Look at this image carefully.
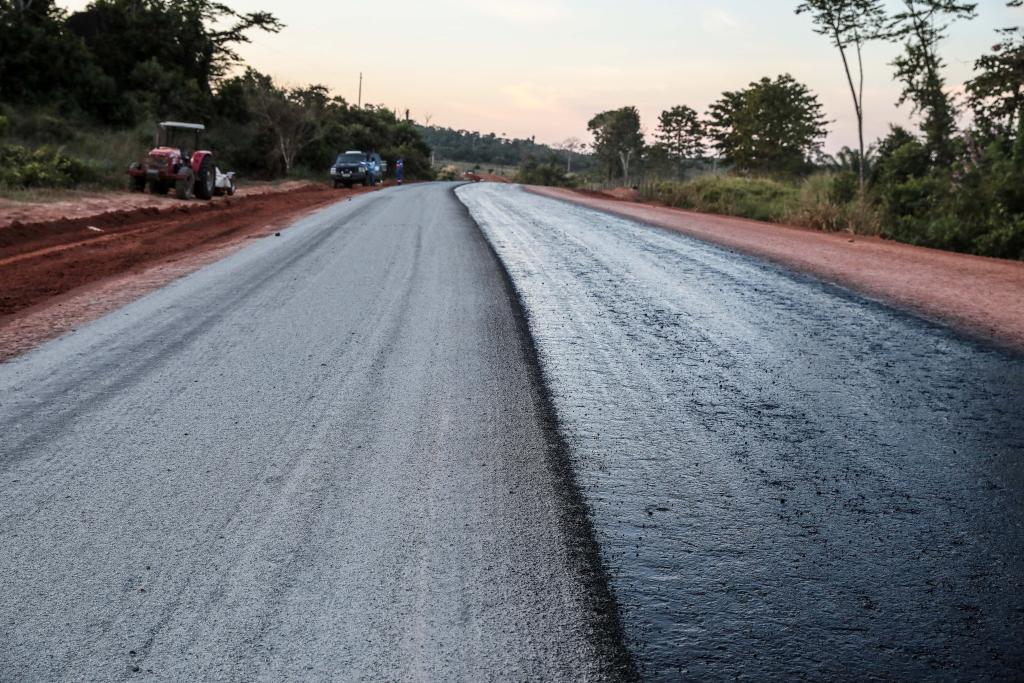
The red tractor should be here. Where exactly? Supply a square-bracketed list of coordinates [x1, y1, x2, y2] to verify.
[128, 121, 235, 200]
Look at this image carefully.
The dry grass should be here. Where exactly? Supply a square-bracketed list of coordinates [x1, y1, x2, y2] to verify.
[640, 173, 882, 235]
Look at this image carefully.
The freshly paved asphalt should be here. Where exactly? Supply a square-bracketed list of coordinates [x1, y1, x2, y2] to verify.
[0, 183, 630, 681]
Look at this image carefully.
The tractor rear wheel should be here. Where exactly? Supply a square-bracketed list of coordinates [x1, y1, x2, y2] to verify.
[175, 168, 195, 200]
[195, 156, 214, 200]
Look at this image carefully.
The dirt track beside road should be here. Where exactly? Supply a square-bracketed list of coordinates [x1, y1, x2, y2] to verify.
[530, 186, 1024, 352]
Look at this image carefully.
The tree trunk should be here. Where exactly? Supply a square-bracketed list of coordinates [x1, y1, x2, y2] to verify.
[619, 150, 632, 184]
[834, 22, 867, 193]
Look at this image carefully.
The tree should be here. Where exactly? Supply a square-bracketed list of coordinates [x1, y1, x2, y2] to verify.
[587, 106, 644, 182]
[60, 0, 281, 123]
[965, 1, 1024, 139]
[796, 0, 885, 190]
[556, 136, 585, 172]
[654, 105, 705, 161]
[0, 0, 119, 118]
[243, 71, 328, 174]
[885, 0, 977, 164]
[706, 74, 829, 175]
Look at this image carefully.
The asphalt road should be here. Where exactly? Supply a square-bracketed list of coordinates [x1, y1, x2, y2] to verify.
[459, 183, 1024, 680]
[0, 183, 630, 680]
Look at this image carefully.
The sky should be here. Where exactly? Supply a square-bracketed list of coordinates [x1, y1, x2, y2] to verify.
[60, 0, 1022, 152]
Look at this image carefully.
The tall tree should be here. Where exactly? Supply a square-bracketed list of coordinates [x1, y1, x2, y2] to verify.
[965, 0, 1024, 139]
[885, 0, 976, 164]
[587, 106, 644, 182]
[243, 70, 328, 174]
[796, 0, 885, 190]
[65, 0, 281, 121]
[655, 105, 706, 161]
[706, 74, 829, 175]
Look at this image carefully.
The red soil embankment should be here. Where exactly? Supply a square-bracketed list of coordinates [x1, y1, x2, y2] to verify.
[530, 186, 1024, 352]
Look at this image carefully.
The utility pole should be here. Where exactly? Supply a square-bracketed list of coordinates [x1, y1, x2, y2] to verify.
[357, 72, 363, 108]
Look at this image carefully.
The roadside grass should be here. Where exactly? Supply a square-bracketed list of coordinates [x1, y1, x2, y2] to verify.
[0, 111, 152, 200]
[639, 173, 882, 235]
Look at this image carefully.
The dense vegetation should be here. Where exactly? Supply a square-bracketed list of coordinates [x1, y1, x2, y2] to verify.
[0, 0, 433, 187]
[580, 0, 1024, 259]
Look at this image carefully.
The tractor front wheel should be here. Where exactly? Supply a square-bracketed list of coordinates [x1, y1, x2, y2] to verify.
[175, 168, 195, 200]
[149, 179, 168, 195]
[195, 156, 214, 200]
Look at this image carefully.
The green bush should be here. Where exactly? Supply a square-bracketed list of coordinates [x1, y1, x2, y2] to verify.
[829, 172, 859, 204]
[870, 126, 1024, 259]
[0, 144, 92, 188]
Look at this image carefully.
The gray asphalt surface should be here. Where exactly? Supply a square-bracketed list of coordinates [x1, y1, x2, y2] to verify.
[459, 183, 1024, 681]
[0, 183, 630, 681]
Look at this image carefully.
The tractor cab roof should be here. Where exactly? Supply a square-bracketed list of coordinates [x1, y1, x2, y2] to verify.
[159, 121, 205, 131]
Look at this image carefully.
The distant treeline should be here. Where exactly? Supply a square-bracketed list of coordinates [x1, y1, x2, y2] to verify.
[414, 125, 594, 171]
[0, 0, 433, 181]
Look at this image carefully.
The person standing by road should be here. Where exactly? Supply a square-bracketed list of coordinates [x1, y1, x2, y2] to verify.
[395, 158, 404, 185]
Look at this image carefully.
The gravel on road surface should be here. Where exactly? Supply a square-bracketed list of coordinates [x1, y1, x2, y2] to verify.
[459, 183, 1024, 680]
[530, 186, 1024, 352]
[0, 183, 630, 680]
